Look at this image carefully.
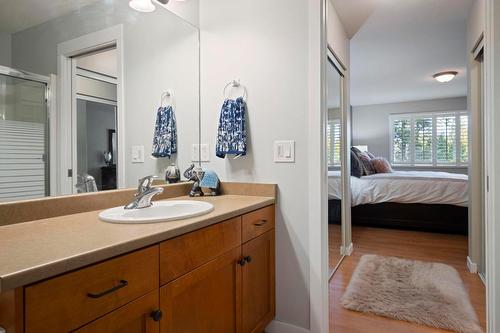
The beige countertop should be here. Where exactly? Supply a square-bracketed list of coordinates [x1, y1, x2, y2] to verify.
[0, 194, 275, 292]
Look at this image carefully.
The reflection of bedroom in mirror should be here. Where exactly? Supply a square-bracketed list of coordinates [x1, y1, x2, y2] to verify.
[326, 51, 345, 277]
[328, 1, 487, 332]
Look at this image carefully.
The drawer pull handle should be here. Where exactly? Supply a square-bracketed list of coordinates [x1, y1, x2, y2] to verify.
[87, 280, 128, 299]
[150, 309, 163, 322]
[244, 256, 252, 263]
[238, 258, 247, 266]
[254, 219, 268, 226]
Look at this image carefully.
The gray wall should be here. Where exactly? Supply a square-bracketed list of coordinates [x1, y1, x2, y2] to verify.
[352, 96, 468, 174]
[11, 0, 199, 188]
[85, 101, 116, 189]
[0, 32, 11, 67]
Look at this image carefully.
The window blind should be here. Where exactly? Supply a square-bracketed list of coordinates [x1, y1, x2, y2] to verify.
[390, 111, 468, 167]
[0, 120, 46, 202]
[327, 120, 341, 166]
[392, 118, 411, 164]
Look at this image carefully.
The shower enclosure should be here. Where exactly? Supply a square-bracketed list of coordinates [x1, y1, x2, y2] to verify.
[0, 65, 50, 202]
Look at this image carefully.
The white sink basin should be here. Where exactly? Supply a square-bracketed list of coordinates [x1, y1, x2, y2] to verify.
[99, 200, 214, 224]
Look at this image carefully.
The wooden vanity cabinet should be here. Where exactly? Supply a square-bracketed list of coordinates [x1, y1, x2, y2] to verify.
[0, 204, 275, 333]
[74, 291, 160, 333]
[159, 205, 276, 333]
[241, 230, 275, 333]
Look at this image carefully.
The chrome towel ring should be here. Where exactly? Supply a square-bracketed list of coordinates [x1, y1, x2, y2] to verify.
[223, 80, 247, 101]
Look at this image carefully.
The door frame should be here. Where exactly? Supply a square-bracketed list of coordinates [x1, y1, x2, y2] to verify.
[57, 25, 124, 195]
[484, 0, 497, 331]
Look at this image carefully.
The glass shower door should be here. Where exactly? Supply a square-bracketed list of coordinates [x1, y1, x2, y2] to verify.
[0, 72, 49, 202]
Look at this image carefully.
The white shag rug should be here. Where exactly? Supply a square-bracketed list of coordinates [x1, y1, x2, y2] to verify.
[341, 254, 483, 333]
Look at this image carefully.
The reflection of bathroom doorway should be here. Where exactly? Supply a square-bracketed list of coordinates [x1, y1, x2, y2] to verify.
[74, 48, 118, 192]
[57, 25, 123, 195]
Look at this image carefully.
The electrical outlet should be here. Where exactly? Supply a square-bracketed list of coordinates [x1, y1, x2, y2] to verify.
[192, 144, 210, 162]
[201, 144, 210, 162]
[191, 144, 200, 162]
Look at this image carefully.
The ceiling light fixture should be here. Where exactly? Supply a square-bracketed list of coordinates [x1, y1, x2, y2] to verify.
[433, 71, 458, 83]
[129, 0, 157, 12]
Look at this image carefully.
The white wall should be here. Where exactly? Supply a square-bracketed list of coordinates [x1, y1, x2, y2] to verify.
[0, 32, 11, 67]
[352, 96, 468, 174]
[466, 0, 485, 275]
[327, 0, 349, 67]
[161, 0, 199, 27]
[11, 0, 199, 188]
[199, 0, 310, 330]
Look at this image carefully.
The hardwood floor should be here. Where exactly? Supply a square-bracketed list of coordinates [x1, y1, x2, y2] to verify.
[329, 227, 486, 333]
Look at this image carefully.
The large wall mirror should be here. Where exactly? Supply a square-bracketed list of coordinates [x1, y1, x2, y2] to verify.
[327, 51, 345, 275]
[0, 0, 200, 202]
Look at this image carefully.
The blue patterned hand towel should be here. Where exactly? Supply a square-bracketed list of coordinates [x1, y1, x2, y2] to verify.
[152, 105, 177, 158]
[216, 97, 247, 159]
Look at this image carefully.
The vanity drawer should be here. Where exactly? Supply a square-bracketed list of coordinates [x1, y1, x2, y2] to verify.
[25, 246, 159, 333]
[160, 217, 241, 285]
[242, 205, 275, 243]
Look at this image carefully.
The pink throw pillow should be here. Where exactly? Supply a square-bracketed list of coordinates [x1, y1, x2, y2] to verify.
[371, 157, 393, 173]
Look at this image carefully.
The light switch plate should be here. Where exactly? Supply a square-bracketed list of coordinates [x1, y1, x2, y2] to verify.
[131, 145, 145, 163]
[274, 140, 295, 163]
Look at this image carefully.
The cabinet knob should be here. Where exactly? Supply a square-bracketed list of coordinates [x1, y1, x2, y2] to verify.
[238, 258, 247, 266]
[244, 256, 252, 263]
[0, 326, 5, 333]
[150, 309, 163, 322]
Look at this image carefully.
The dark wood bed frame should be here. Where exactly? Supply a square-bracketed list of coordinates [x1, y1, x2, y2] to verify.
[328, 199, 468, 235]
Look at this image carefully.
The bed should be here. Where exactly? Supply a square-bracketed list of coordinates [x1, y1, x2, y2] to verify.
[328, 170, 469, 234]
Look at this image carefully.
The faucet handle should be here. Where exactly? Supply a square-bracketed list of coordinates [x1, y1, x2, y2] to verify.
[136, 175, 157, 195]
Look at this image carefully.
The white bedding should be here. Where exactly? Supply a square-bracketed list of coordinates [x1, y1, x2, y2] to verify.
[328, 170, 468, 207]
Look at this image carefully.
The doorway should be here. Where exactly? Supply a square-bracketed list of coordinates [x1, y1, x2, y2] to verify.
[73, 48, 118, 193]
[57, 25, 123, 195]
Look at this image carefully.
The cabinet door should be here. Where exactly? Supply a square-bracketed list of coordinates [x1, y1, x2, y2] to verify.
[75, 291, 160, 333]
[241, 230, 275, 333]
[160, 247, 242, 333]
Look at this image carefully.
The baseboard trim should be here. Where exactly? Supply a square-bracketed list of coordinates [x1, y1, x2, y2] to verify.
[341, 242, 354, 256]
[265, 320, 310, 333]
[467, 256, 478, 273]
[479, 272, 486, 285]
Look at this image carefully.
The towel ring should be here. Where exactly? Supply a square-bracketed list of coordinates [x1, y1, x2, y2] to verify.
[160, 90, 174, 107]
[223, 80, 247, 101]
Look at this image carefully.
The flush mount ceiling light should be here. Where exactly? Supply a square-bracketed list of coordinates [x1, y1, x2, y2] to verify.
[433, 71, 458, 83]
[129, 0, 156, 12]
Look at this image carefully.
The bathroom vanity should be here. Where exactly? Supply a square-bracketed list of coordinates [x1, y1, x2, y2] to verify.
[0, 183, 276, 333]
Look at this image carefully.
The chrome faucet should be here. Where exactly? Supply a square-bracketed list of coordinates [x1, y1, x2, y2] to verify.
[124, 175, 164, 210]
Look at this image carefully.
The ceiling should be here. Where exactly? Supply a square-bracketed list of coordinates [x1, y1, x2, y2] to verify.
[0, 0, 100, 34]
[332, 0, 474, 106]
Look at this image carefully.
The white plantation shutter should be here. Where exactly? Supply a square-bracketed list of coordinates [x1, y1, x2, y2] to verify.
[0, 120, 46, 202]
[391, 118, 411, 164]
[327, 120, 341, 166]
[436, 115, 456, 163]
[414, 117, 433, 163]
[459, 115, 469, 163]
[390, 111, 468, 166]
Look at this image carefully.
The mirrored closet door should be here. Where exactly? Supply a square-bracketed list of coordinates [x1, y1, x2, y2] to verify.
[327, 51, 345, 276]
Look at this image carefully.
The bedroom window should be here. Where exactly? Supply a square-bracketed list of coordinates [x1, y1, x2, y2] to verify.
[390, 111, 469, 167]
[327, 119, 341, 166]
